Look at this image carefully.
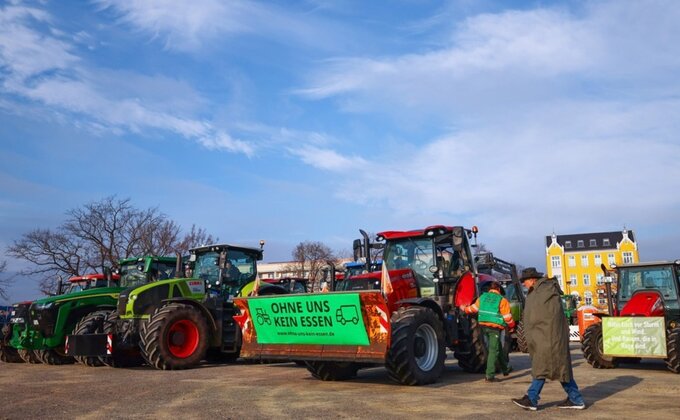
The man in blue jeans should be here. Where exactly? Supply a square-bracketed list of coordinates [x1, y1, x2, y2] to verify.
[512, 268, 586, 411]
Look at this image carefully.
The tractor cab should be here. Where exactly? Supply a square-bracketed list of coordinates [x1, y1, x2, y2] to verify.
[614, 261, 680, 319]
[378, 225, 478, 307]
[190, 244, 262, 298]
[118, 256, 180, 288]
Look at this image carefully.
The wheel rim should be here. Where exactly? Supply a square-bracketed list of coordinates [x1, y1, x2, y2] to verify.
[167, 319, 200, 358]
[414, 323, 438, 371]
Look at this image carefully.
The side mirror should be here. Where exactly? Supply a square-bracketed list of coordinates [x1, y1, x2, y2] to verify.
[352, 239, 362, 261]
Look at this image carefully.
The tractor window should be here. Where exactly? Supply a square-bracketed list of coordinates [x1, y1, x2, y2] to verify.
[119, 263, 149, 288]
[384, 238, 435, 296]
[618, 266, 678, 303]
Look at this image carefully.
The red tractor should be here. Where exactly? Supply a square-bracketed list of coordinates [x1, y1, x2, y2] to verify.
[582, 261, 680, 372]
[235, 225, 496, 385]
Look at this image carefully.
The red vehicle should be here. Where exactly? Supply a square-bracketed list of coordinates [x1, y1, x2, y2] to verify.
[236, 225, 494, 385]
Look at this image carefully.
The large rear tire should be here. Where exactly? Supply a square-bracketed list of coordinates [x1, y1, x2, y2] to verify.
[0, 345, 23, 363]
[582, 323, 618, 369]
[306, 361, 360, 381]
[35, 348, 74, 365]
[71, 310, 113, 367]
[140, 303, 209, 370]
[455, 317, 487, 373]
[385, 306, 446, 385]
[665, 327, 680, 373]
[515, 321, 529, 353]
[18, 348, 41, 364]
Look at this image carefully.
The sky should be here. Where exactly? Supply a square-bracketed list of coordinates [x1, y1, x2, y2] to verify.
[1, 0, 680, 303]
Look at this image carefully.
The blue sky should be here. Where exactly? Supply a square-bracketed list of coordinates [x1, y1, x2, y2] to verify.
[2, 0, 680, 303]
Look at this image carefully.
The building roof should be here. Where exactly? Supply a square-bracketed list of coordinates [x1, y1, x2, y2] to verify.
[546, 230, 635, 251]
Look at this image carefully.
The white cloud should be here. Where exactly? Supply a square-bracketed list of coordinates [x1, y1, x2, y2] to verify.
[293, 1, 680, 266]
[0, 3, 253, 156]
[289, 145, 367, 172]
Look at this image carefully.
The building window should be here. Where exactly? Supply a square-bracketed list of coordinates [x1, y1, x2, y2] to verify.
[594, 254, 602, 265]
[555, 274, 563, 288]
[570, 274, 577, 287]
[623, 252, 634, 264]
[608, 253, 616, 265]
[596, 274, 604, 285]
[598, 297, 606, 305]
[565, 241, 572, 248]
[568, 255, 576, 267]
[589, 239, 597, 247]
[581, 255, 589, 267]
[603, 238, 610, 246]
[577, 240, 584, 248]
[585, 291, 593, 305]
[551, 256, 561, 268]
[583, 274, 591, 286]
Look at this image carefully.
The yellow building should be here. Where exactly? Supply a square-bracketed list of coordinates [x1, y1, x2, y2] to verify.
[545, 229, 639, 310]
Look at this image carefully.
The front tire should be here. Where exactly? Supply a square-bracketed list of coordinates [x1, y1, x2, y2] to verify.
[71, 310, 113, 367]
[582, 323, 618, 369]
[140, 303, 209, 370]
[306, 361, 360, 381]
[101, 311, 145, 368]
[0, 345, 23, 363]
[385, 306, 446, 385]
[18, 349, 41, 364]
[665, 327, 680, 373]
[35, 348, 74, 365]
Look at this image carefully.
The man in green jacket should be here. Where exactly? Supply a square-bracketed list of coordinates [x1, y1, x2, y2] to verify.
[511, 267, 586, 411]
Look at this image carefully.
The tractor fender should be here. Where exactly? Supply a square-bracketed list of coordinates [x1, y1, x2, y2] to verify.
[159, 298, 218, 333]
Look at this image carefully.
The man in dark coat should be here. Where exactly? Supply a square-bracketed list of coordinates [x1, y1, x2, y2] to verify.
[512, 268, 586, 411]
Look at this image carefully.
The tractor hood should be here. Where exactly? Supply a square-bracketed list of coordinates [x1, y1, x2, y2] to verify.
[33, 286, 124, 306]
[620, 290, 665, 317]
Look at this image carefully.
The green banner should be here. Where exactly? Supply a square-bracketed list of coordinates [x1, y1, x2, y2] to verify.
[603, 317, 667, 358]
[247, 293, 369, 345]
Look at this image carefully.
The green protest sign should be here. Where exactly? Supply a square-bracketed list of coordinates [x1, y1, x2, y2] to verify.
[247, 293, 370, 345]
[603, 317, 667, 358]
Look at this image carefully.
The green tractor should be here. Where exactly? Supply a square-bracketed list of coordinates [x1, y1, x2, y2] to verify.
[561, 294, 579, 326]
[67, 243, 276, 370]
[3, 256, 177, 366]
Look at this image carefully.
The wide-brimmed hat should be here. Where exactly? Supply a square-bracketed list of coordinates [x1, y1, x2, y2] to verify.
[519, 267, 544, 281]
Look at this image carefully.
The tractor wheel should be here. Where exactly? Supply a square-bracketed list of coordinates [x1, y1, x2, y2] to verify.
[455, 318, 487, 373]
[665, 327, 680, 373]
[71, 310, 113, 367]
[100, 310, 144, 368]
[140, 303, 209, 370]
[582, 323, 618, 369]
[0, 345, 23, 363]
[385, 306, 446, 385]
[305, 361, 360, 381]
[515, 321, 529, 353]
[35, 348, 74, 365]
[18, 349, 41, 364]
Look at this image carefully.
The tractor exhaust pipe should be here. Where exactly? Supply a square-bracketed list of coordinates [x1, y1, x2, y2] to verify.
[601, 263, 615, 315]
[360, 229, 371, 270]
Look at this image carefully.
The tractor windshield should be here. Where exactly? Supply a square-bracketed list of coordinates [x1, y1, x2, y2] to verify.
[383, 237, 435, 296]
[194, 249, 258, 296]
[337, 277, 381, 291]
[618, 265, 679, 304]
[119, 260, 177, 288]
[119, 263, 148, 288]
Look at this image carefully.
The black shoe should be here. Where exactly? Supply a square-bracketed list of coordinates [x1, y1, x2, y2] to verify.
[558, 398, 586, 410]
[512, 395, 537, 411]
[485, 377, 497, 383]
[503, 366, 513, 376]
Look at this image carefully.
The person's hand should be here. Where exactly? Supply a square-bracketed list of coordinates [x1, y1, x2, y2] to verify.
[459, 305, 467, 312]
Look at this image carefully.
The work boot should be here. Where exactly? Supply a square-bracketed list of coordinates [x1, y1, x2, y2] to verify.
[557, 398, 586, 410]
[485, 377, 497, 383]
[512, 395, 537, 411]
[503, 366, 513, 376]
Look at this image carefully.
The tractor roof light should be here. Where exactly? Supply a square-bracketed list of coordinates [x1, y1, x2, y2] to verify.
[376, 235, 385, 242]
[610, 263, 617, 269]
[674, 259, 680, 266]
[472, 226, 479, 234]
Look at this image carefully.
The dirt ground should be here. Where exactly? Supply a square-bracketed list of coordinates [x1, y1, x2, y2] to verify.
[1, 344, 678, 419]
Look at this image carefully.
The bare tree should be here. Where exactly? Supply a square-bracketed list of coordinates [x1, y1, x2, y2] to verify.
[289, 241, 335, 291]
[175, 224, 217, 255]
[8, 196, 215, 294]
[0, 260, 13, 300]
